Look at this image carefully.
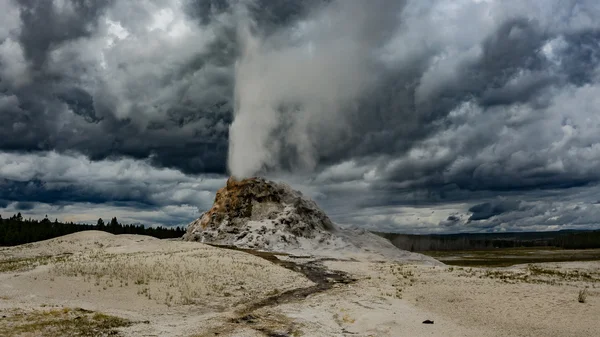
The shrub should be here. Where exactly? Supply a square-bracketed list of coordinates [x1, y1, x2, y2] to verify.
[578, 288, 588, 303]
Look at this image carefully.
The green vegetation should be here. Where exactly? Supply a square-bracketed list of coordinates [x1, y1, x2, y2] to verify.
[0, 212, 185, 246]
[0, 308, 131, 337]
[423, 247, 600, 267]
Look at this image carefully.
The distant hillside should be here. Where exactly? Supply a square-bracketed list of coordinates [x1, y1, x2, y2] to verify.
[0, 213, 185, 246]
[374, 230, 600, 251]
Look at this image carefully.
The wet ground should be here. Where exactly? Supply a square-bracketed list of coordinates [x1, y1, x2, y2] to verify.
[205, 245, 357, 336]
[211, 244, 356, 312]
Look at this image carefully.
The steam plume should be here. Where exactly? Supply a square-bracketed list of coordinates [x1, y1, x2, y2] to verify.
[228, 1, 402, 178]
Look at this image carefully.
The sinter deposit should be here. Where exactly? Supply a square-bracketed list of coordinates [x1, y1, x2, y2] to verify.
[184, 177, 437, 263]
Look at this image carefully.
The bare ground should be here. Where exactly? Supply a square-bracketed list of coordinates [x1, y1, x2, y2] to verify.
[1, 231, 599, 337]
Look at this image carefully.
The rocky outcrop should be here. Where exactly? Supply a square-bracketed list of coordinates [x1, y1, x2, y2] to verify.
[183, 177, 343, 251]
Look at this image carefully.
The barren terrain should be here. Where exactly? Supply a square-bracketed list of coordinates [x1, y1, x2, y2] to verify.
[1, 231, 598, 336]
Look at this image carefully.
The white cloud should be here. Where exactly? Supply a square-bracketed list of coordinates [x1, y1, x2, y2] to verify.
[0, 201, 199, 227]
[0, 151, 225, 223]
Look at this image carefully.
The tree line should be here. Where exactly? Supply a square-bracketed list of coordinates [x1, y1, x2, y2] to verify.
[375, 229, 600, 252]
[0, 213, 186, 246]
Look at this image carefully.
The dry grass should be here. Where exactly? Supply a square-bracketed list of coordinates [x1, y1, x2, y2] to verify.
[369, 263, 418, 298]
[51, 248, 311, 307]
[0, 256, 59, 273]
[193, 311, 304, 337]
[578, 288, 589, 303]
[1, 235, 317, 337]
[440, 264, 600, 286]
[0, 308, 130, 337]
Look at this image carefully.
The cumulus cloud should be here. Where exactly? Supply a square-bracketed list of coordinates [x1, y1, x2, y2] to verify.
[0, 0, 234, 174]
[227, 0, 600, 233]
[1, 201, 201, 227]
[0, 151, 224, 225]
[230, 0, 600, 188]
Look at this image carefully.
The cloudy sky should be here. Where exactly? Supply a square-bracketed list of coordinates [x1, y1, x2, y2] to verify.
[1, 0, 600, 233]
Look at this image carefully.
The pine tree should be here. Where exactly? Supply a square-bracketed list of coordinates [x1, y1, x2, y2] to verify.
[0, 213, 185, 246]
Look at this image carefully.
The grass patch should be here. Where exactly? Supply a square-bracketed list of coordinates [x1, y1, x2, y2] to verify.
[194, 311, 304, 337]
[0, 256, 57, 273]
[450, 264, 600, 285]
[528, 265, 595, 280]
[0, 308, 131, 337]
[51, 248, 312, 307]
[423, 248, 600, 267]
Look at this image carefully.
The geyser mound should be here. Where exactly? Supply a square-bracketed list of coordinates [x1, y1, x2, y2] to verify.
[183, 177, 345, 252]
[183, 177, 441, 264]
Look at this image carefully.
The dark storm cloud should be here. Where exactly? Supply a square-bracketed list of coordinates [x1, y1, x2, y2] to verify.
[9, 0, 593, 185]
[186, 0, 325, 30]
[0, 0, 237, 174]
[228, 1, 600, 202]
[16, 0, 113, 69]
[468, 200, 521, 221]
[441, 215, 461, 227]
[254, 0, 600, 233]
[246, 0, 330, 34]
[57, 87, 102, 123]
[0, 151, 224, 207]
[1, 0, 600, 232]
[0, 199, 9, 209]
[341, 22, 599, 193]
[184, 0, 231, 26]
[0, 179, 154, 207]
[14, 201, 35, 211]
[559, 30, 600, 85]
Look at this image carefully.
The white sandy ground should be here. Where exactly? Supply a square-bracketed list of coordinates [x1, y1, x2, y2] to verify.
[0, 231, 598, 336]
